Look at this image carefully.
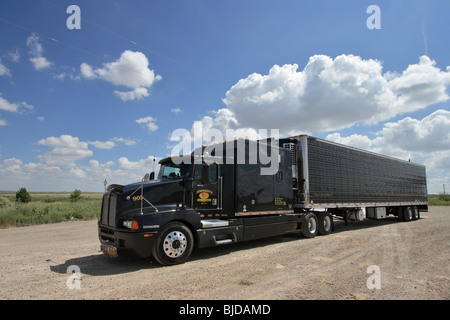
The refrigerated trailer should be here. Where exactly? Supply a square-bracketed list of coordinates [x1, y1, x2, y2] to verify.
[98, 135, 428, 265]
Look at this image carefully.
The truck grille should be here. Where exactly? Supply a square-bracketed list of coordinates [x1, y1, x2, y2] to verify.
[100, 192, 118, 228]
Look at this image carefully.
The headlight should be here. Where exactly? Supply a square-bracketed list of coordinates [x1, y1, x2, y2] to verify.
[123, 220, 133, 229]
[122, 220, 139, 230]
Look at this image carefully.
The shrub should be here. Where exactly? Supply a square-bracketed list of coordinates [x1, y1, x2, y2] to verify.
[16, 188, 31, 203]
[0, 197, 11, 208]
[70, 189, 82, 202]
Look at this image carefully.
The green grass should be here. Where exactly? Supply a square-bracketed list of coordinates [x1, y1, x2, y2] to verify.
[0, 191, 447, 228]
[0, 192, 102, 228]
[428, 194, 450, 206]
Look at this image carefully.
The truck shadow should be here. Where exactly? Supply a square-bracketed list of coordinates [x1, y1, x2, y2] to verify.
[49, 252, 157, 276]
[50, 217, 418, 276]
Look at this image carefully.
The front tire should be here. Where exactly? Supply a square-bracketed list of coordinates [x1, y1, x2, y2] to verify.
[153, 222, 194, 266]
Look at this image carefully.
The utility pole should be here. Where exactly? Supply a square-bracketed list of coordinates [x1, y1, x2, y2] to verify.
[444, 184, 446, 195]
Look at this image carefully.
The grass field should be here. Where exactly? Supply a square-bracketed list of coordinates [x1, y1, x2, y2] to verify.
[0, 191, 448, 228]
[0, 191, 103, 228]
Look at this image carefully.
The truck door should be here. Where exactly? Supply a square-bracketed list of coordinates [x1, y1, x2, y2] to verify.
[192, 163, 220, 215]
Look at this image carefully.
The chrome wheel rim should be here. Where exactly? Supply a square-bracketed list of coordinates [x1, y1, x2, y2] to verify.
[163, 231, 187, 258]
[323, 216, 332, 231]
[308, 218, 317, 234]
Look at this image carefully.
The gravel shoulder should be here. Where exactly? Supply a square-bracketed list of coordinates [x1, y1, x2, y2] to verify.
[0, 206, 448, 300]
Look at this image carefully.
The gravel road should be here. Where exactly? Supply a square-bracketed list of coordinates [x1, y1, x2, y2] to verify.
[0, 206, 448, 300]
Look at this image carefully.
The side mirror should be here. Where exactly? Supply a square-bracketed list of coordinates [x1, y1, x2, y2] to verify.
[149, 172, 155, 180]
[143, 173, 150, 182]
[201, 165, 210, 185]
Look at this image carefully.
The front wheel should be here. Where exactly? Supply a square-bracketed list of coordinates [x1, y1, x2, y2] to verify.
[153, 222, 194, 266]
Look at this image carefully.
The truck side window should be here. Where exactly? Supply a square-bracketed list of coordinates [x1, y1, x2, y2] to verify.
[194, 163, 217, 184]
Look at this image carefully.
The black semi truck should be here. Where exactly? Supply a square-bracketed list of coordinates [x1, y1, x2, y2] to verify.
[98, 135, 428, 265]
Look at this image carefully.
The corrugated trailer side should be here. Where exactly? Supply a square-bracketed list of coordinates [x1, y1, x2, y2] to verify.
[290, 135, 428, 210]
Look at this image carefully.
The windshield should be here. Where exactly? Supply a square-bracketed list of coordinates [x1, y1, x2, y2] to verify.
[157, 162, 192, 180]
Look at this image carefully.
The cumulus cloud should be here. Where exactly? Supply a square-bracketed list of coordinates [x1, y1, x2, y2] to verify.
[0, 94, 34, 113]
[205, 54, 450, 135]
[325, 132, 374, 150]
[88, 137, 137, 149]
[26, 34, 52, 70]
[88, 140, 116, 150]
[136, 116, 158, 132]
[0, 93, 35, 125]
[378, 109, 450, 153]
[37, 135, 93, 167]
[114, 87, 149, 101]
[0, 155, 161, 192]
[80, 50, 161, 101]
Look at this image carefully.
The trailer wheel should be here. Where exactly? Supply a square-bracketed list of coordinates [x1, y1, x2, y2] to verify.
[301, 213, 318, 238]
[153, 222, 194, 266]
[318, 212, 332, 235]
[403, 206, 413, 222]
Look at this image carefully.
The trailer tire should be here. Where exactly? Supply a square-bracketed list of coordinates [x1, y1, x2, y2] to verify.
[318, 212, 332, 235]
[153, 222, 194, 266]
[403, 206, 413, 222]
[301, 213, 318, 238]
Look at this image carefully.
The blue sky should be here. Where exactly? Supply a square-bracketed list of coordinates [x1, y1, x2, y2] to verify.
[0, 0, 449, 193]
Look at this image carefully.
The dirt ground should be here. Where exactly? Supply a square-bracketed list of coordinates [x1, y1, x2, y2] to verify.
[0, 206, 448, 300]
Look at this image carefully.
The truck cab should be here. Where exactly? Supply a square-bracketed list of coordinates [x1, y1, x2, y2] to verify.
[98, 139, 298, 265]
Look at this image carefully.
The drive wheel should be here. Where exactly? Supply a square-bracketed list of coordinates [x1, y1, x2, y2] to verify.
[318, 212, 333, 235]
[153, 222, 194, 265]
[301, 213, 318, 238]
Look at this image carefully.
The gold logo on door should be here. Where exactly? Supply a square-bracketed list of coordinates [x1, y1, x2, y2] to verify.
[196, 189, 212, 203]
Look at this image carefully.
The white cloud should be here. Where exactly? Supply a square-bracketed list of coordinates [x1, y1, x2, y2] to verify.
[88, 140, 116, 150]
[0, 154, 161, 192]
[26, 34, 52, 70]
[0, 93, 34, 114]
[37, 135, 93, 167]
[0, 61, 11, 77]
[378, 109, 450, 153]
[81, 50, 161, 100]
[8, 49, 20, 63]
[325, 133, 374, 150]
[111, 137, 137, 146]
[114, 87, 149, 101]
[88, 137, 137, 149]
[171, 108, 183, 114]
[80, 62, 96, 79]
[136, 116, 158, 132]
[211, 54, 450, 135]
[0, 95, 19, 112]
[387, 56, 450, 114]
